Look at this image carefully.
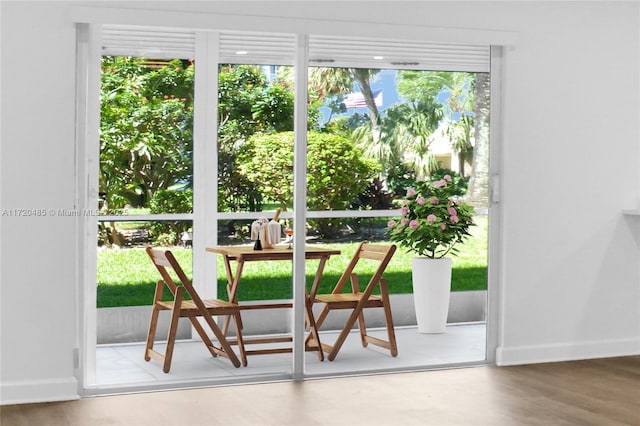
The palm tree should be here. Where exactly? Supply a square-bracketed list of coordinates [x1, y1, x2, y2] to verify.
[350, 68, 380, 131]
[307, 67, 487, 197]
[384, 101, 441, 178]
[465, 72, 490, 208]
[308, 67, 380, 132]
[308, 67, 352, 98]
[445, 114, 474, 177]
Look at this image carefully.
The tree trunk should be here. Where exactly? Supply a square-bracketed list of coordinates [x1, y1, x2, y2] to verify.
[458, 153, 466, 178]
[351, 69, 379, 131]
[466, 73, 490, 208]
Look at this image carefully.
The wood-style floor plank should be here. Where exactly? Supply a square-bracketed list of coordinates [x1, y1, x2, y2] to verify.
[2, 356, 639, 425]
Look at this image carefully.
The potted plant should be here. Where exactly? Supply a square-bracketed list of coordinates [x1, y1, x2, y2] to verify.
[387, 174, 475, 333]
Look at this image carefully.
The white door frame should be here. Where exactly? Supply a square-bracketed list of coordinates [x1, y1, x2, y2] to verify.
[75, 23, 101, 389]
[486, 45, 504, 364]
[74, 10, 508, 392]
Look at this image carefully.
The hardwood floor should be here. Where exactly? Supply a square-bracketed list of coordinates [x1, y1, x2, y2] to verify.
[2, 356, 639, 425]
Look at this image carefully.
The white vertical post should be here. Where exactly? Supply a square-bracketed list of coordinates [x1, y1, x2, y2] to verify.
[75, 22, 101, 388]
[487, 45, 503, 365]
[292, 34, 309, 380]
[193, 31, 220, 300]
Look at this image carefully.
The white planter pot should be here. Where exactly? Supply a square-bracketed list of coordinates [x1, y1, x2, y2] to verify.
[411, 257, 452, 334]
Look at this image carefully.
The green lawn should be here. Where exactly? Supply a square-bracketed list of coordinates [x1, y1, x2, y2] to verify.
[97, 216, 488, 308]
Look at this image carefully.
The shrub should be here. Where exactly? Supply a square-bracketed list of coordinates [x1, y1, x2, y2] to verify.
[149, 189, 192, 245]
[387, 175, 474, 258]
[239, 131, 380, 237]
[389, 168, 468, 201]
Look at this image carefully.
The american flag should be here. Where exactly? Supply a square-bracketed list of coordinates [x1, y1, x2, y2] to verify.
[344, 89, 383, 109]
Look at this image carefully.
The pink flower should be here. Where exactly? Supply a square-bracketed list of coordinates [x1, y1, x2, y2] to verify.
[387, 220, 396, 228]
[400, 206, 409, 215]
[430, 197, 439, 205]
[443, 174, 452, 182]
[416, 176, 425, 182]
[448, 207, 458, 216]
[400, 217, 409, 226]
[432, 179, 447, 188]
[402, 199, 409, 206]
[440, 223, 447, 231]
[406, 188, 417, 196]
[416, 196, 426, 205]
[409, 220, 419, 229]
[450, 215, 460, 224]
[427, 214, 437, 223]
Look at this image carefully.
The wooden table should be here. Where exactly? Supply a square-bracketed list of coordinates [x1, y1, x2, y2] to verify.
[206, 245, 341, 363]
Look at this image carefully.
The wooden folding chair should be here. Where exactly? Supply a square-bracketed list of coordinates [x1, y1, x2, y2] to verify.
[307, 242, 398, 361]
[144, 247, 246, 372]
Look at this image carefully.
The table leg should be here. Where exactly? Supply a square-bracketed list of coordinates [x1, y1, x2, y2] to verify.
[221, 255, 235, 297]
[222, 257, 244, 336]
[304, 256, 330, 360]
[305, 296, 324, 361]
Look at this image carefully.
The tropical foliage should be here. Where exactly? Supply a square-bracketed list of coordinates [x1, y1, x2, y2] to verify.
[100, 57, 194, 211]
[100, 57, 489, 245]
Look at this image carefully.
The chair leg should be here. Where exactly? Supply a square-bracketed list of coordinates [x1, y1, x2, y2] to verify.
[379, 279, 398, 357]
[328, 305, 365, 361]
[145, 281, 164, 362]
[162, 292, 183, 373]
[144, 305, 160, 361]
[356, 309, 368, 348]
[233, 313, 248, 367]
[189, 317, 219, 359]
[306, 304, 333, 356]
[312, 304, 331, 332]
[350, 274, 368, 348]
[188, 314, 243, 368]
[198, 312, 241, 368]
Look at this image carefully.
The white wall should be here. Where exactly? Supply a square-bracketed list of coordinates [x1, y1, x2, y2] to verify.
[1, 2, 81, 403]
[489, 3, 640, 364]
[1, 1, 639, 404]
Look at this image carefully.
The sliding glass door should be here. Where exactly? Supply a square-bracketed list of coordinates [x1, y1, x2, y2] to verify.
[302, 37, 492, 374]
[83, 24, 496, 391]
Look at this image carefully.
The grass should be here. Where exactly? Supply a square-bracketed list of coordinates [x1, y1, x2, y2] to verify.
[97, 216, 488, 308]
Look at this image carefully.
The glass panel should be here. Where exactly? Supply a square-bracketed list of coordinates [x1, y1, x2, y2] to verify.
[97, 54, 195, 341]
[217, 64, 295, 213]
[305, 65, 490, 374]
[100, 56, 194, 216]
[214, 50, 297, 377]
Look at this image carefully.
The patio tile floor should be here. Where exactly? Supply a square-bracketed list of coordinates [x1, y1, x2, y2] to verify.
[93, 323, 486, 389]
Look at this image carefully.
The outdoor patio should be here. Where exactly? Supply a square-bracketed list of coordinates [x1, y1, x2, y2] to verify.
[93, 322, 486, 392]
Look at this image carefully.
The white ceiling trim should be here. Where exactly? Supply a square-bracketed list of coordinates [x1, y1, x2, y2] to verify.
[72, 6, 519, 47]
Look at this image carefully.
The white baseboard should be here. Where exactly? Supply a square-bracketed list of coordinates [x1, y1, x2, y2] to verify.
[495, 337, 640, 366]
[1, 377, 79, 406]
